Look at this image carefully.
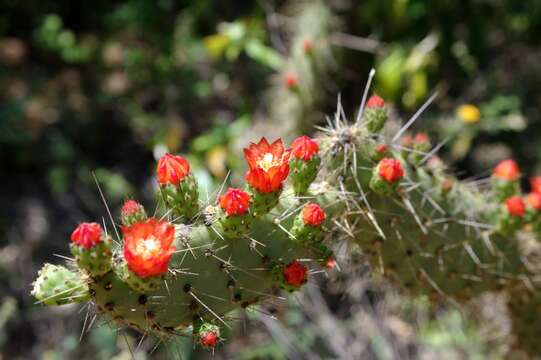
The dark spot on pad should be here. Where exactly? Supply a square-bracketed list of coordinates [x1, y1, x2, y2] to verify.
[104, 282, 113, 290]
[105, 302, 114, 311]
[183, 283, 191, 293]
[138, 294, 148, 305]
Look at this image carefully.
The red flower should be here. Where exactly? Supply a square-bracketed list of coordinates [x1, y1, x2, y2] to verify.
[200, 330, 219, 348]
[414, 132, 430, 144]
[291, 136, 319, 161]
[123, 218, 175, 278]
[71, 222, 102, 249]
[530, 176, 541, 194]
[156, 153, 190, 186]
[283, 260, 308, 287]
[284, 73, 298, 89]
[303, 203, 325, 227]
[378, 158, 404, 183]
[505, 196, 526, 217]
[526, 192, 541, 211]
[219, 188, 251, 216]
[493, 159, 520, 181]
[244, 137, 291, 193]
[121, 200, 144, 218]
[366, 95, 385, 108]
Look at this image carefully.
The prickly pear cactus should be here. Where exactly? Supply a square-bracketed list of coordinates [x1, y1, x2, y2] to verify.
[32, 91, 541, 355]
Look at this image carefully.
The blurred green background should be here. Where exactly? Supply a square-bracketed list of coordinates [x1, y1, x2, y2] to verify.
[1, 0, 541, 358]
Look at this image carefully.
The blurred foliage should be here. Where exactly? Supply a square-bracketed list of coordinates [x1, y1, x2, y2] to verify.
[1, 0, 541, 358]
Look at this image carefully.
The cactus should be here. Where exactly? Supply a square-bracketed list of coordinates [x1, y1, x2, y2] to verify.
[32, 91, 541, 355]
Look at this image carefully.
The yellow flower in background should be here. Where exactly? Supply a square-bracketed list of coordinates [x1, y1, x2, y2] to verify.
[457, 104, 481, 123]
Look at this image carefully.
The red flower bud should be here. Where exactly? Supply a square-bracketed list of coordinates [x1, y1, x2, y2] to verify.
[302, 38, 313, 53]
[284, 73, 298, 89]
[414, 132, 430, 144]
[526, 192, 541, 211]
[283, 260, 308, 287]
[71, 222, 102, 249]
[366, 95, 385, 108]
[375, 144, 388, 154]
[505, 196, 526, 217]
[401, 135, 413, 147]
[530, 176, 541, 194]
[156, 153, 190, 186]
[219, 188, 251, 216]
[123, 218, 175, 278]
[302, 203, 325, 227]
[378, 158, 404, 183]
[200, 330, 219, 348]
[291, 136, 319, 161]
[493, 159, 520, 181]
[121, 200, 144, 218]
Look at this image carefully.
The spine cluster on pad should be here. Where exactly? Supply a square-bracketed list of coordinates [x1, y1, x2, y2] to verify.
[31, 93, 541, 355]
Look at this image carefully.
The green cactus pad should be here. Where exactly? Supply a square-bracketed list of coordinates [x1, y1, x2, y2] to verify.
[31, 264, 90, 305]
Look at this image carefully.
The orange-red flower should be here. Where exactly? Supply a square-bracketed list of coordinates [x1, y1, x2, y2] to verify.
[530, 176, 541, 194]
[378, 158, 404, 183]
[156, 153, 190, 185]
[291, 136, 319, 161]
[219, 188, 251, 216]
[303, 203, 326, 227]
[505, 196, 526, 217]
[123, 218, 175, 278]
[493, 159, 520, 181]
[367, 95, 385, 108]
[283, 260, 308, 287]
[71, 222, 102, 249]
[526, 192, 541, 211]
[244, 137, 291, 193]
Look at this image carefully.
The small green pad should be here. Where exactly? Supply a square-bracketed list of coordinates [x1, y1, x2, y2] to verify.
[70, 237, 112, 276]
[160, 173, 199, 220]
[31, 264, 90, 305]
[290, 214, 322, 244]
[113, 255, 163, 293]
[218, 210, 252, 239]
[249, 187, 281, 216]
[365, 107, 388, 133]
[290, 156, 320, 196]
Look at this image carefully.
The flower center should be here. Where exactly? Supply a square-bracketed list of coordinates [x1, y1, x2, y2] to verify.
[136, 236, 160, 257]
[258, 153, 276, 171]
